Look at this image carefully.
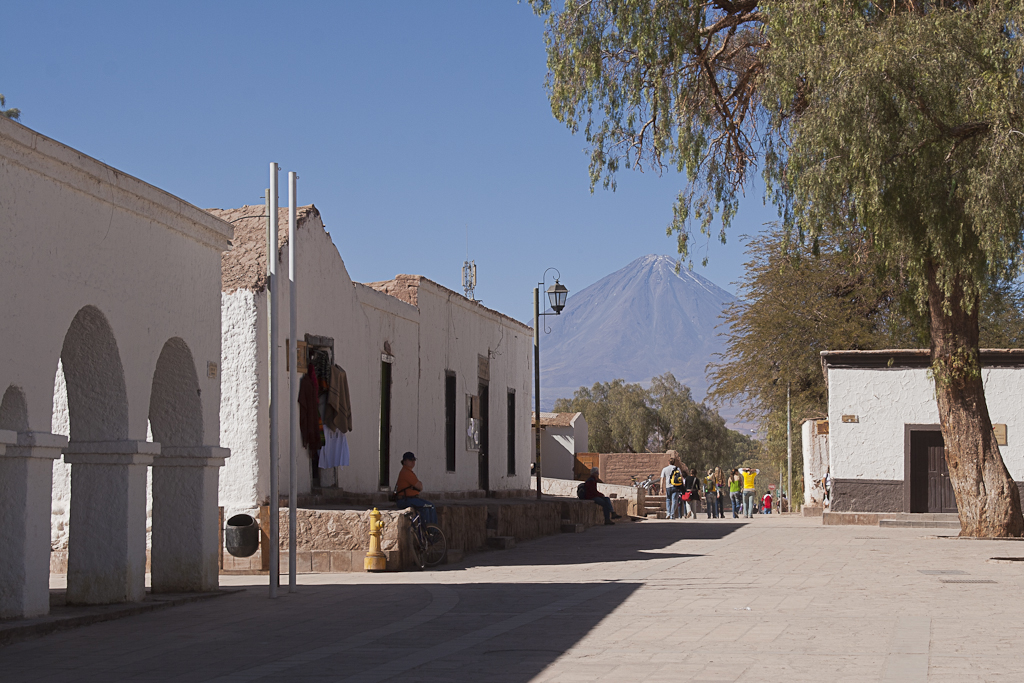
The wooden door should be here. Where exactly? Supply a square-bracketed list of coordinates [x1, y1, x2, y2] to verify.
[923, 432, 957, 513]
[478, 383, 490, 492]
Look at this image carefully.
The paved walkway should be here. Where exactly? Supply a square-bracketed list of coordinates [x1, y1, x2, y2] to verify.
[2, 515, 1022, 682]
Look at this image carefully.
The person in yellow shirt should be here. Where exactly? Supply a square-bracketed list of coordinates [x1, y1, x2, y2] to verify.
[739, 467, 760, 518]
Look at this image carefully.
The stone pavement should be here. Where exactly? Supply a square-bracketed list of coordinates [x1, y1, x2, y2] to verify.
[2, 515, 1023, 682]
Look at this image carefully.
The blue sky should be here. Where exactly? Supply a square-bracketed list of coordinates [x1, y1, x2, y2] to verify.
[2, 1, 775, 322]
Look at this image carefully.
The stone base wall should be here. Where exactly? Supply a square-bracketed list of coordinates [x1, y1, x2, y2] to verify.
[831, 479, 903, 513]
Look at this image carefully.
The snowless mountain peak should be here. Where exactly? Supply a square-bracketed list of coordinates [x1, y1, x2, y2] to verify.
[541, 254, 738, 424]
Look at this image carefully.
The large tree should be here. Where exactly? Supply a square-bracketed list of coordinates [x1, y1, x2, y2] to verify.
[762, 2, 1024, 536]
[533, 0, 1024, 536]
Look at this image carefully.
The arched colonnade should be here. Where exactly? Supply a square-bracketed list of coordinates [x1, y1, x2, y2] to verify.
[0, 306, 227, 617]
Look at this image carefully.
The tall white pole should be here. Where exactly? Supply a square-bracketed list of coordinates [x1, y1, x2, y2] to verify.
[787, 382, 792, 513]
[288, 171, 298, 593]
[269, 163, 280, 598]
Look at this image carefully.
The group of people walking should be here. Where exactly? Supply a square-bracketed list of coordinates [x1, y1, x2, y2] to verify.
[659, 457, 778, 519]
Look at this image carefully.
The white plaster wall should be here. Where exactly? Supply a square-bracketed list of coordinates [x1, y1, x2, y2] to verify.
[414, 282, 533, 492]
[355, 285, 420, 493]
[50, 361, 70, 551]
[0, 118, 230, 572]
[219, 209, 533, 501]
[0, 116, 228, 448]
[827, 366, 1024, 481]
[543, 427, 576, 481]
[218, 290, 262, 516]
[801, 420, 828, 505]
[573, 414, 589, 455]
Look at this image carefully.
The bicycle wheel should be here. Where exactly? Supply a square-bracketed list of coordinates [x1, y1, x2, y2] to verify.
[422, 524, 447, 567]
[410, 525, 426, 570]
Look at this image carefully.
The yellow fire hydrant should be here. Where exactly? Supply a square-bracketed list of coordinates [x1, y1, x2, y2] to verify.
[364, 507, 387, 572]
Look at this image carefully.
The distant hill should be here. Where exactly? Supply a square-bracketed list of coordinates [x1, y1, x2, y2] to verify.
[540, 254, 748, 430]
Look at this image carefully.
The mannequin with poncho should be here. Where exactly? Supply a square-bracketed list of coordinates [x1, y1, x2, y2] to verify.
[298, 349, 352, 485]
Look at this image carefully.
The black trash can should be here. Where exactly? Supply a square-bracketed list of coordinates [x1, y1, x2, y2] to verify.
[225, 514, 260, 558]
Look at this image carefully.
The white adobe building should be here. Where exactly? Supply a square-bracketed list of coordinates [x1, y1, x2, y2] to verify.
[212, 205, 534, 519]
[0, 116, 231, 618]
[822, 349, 1024, 513]
[531, 412, 589, 481]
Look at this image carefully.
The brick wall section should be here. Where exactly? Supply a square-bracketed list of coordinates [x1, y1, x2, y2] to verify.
[599, 453, 672, 487]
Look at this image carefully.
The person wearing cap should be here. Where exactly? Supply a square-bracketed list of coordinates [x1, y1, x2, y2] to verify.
[395, 452, 437, 524]
[583, 467, 622, 525]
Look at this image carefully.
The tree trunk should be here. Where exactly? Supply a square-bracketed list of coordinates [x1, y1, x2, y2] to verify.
[926, 264, 1024, 537]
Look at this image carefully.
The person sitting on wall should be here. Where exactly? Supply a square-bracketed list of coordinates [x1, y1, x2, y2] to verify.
[395, 452, 438, 524]
[583, 467, 623, 526]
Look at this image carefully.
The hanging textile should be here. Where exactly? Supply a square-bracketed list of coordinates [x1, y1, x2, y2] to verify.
[319, 429, 350, 468]
[298, 362, 322, 460]
[324, 364, 353, 434]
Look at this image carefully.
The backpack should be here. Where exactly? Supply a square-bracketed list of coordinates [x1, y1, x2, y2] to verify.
[669, 467, 683, 488]
[577, 482, 587, 499]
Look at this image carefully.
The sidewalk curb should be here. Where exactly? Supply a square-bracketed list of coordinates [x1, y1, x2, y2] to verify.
[0, 588, 243, 647]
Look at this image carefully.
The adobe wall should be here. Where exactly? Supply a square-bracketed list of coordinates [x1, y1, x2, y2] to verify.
[598, 453, 672, 487]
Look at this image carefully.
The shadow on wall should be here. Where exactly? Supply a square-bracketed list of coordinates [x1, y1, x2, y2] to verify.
[452, 520, 744, 569]
[0, 581, 641, 682]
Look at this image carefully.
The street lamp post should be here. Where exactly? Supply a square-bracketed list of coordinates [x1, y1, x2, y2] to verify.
[534, 270, 569, 500]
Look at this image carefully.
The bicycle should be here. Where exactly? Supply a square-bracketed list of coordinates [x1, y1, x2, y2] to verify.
[405, 506, 448, 569]
[631, 473, 659, 496]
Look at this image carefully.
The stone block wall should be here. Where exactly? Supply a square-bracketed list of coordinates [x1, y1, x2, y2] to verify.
[599, 453, 672, 487]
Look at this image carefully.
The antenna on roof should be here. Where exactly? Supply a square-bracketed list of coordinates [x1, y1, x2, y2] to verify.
[463, 224, 478, 301]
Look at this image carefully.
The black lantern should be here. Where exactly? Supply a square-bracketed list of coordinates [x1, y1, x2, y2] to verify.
[547, 280, 569, 314]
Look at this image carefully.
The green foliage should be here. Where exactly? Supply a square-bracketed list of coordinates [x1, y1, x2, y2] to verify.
[708, 226, 921, 441]
[553, 378, 654, 453]
[762, 2, 1024, 320]
[708, 223, 1024, 460]
[0, 94, 20, 121]
[529, 0, 765, 264]
[552, 372, 751, 475]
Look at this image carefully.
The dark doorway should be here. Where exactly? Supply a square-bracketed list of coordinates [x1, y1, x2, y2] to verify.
[507, 389, 516, 476]
[378, 360, 392, 489]
[478, 382, 489, 492]
[908, 428, 957, 513]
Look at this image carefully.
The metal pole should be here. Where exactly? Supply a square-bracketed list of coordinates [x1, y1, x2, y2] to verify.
[534, 286, 541, 500]
[288, 171, 297, 593]
[269, 163, 280, 598]
[787, 382, 792, 513]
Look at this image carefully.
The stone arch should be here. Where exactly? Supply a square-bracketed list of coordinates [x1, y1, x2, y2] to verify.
[148, 338, 203, 447]
[0, 385, 29, 432]
[59, 306, 129, 442]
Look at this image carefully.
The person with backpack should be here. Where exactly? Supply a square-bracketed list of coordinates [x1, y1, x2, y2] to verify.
[763, 491, 773, 514]
[581, 467, 622, 525]
[704, 469, 719, 519]
[660, 455, 683, 519]
[729, 469, 742, 518]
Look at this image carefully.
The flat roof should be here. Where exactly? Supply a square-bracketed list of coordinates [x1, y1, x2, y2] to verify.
[821, 349, 1024, 369]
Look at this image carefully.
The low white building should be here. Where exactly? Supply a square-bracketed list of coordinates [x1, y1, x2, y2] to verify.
[0, 116, 231, 618]
[531, 412, 589, 481]
[823, 349, 1024, 513]
[213, 205, 534, 518]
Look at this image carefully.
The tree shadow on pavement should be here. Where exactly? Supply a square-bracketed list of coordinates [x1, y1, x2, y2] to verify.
[449, 520, 745, 570]
[0, 580, 642, 683]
